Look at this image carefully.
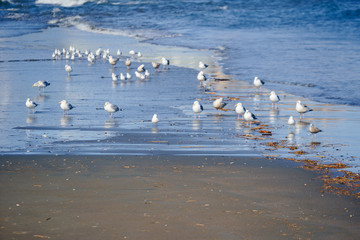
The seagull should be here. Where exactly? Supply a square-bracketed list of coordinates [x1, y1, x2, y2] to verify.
[235, 102, 246, 119]
[213, 98, 227, 112]
[197, 71, 207, 82]
[145, 70, 150, 79]
[135, 71, 145, 79]
[112, 73, 118, 81]
[26, 98, 38, 114]
[192, 101, 204, 118]
[137, 64, 145, 72]
[120, 73, 126, 81]
[152, 62, 160, 71]
[253, 77, 264, 91]
[129, 50, 136, 55]
[199, 61, 208, 69]
[108, 56, 118, 65]
[244, 109, 257, 127]
[125, 58, 131, 68]
[137, 52, 142, 58]
[87, 53, 95, 63]
[309, 123, 322, 134]
[104, 101, 120, 118]
[126, 72, 132, 80]
[296, 100, 312, 119]
[32, 80, 50, 92]
[161, 57, 170, 70]
[59, 100, 74, 115]
[152, 114, 159, 125]
[269, 91, 280, 108]
[117, 49, 122, 56]
[288, 116, 295, 126]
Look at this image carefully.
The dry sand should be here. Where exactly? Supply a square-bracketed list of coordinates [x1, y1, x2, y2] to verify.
[0, 155, 359, 240]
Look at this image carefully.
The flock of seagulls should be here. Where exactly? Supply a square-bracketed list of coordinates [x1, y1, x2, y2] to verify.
[26, 46, 173, 121]
[194, 71, 321, 135]
[27, 45, 322, 136]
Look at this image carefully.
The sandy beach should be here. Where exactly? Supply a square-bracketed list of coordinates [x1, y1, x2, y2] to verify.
[0, 24, 359, 239]
[1, 155, 359, 240]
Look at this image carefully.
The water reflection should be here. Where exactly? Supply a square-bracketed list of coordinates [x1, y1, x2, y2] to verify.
[60, 116, 72, 126]
[287, 131, 295, 143]
[26, 116, 36, 124]
[235, 119, 243, 131]
[151, 127, 159, 134]
[295, 120, 309, 134]
[243, 126, 252, 135]
[269, 108, 279, 124]
[34, 93, 49, 102]
[105, 118, 118, 128]
[192, 119, 202, 131]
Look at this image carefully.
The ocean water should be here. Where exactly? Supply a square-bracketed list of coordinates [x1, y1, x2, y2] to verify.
[1, 0, 360, 106]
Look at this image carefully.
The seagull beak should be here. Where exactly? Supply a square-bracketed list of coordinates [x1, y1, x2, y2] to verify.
[58, 101, 61, 103]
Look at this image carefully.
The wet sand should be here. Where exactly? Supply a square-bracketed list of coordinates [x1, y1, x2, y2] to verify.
[0, 154, 359, 240]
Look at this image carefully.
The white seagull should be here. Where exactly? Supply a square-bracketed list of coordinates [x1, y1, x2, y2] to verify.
[32, 80, 50, 92]
[296, 100, 312, 119]
[26, 98, 38, 113]
[152, 114, 159, 125]
[192, 101, 204, 118]
[104, 102, 120, 118]
[235, 102, 246, 119]
[253, 77, 264, 90]
[125, 58, 131, 68]
[199, 61, 208, 69]
[126, 72, 132, 80]
[120, 73, 126, 81]
[269, 91, 280, 108]
[244, 109, 257, 127]
[288, 116, 295, 126]
[137, 64, 145, 72]
[152, 62, 160, 71]
[213, 97, 227, 111]
[197, 71, 207, 82]
[112, 73, 118, 81]
[108, 56, 118, 65]
[59, 100, 74, 115]
[161, 57, 170, 69]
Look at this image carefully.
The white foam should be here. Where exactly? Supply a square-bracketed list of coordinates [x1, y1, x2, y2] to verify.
[35, 0, 94, 7]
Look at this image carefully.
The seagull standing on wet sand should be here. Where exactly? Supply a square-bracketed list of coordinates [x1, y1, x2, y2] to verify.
[125, 58, 131, 68]
[65, 64, 72, 75]
[309, 123, 322, 135]
[213, 98, 227, 112]
[32, 80, 50, 92]
[253, 77, 264, 91]
[235, 102, 246, 119]
[199, 61, 208, 69]
[108, 56, 118, 65]
[244, 109, 257, 127]
[161, 57, 170, 70]
[296, 100, 312, 119]
[152, 114, 159, 125]
[104, 101, 120, 118]
[288, 116, 295, 127]
[152, 62, 160, 71]
[137, 64, 145, 72]
[26, 98, 38, 114]
[197, 71, 207, 82]
[192, 101, 203, 118]
[59, 100, 74, 115]
[269, 91, 280, 108]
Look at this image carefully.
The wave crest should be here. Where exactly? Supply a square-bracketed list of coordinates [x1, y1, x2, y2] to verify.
[35, 0, 94, 7]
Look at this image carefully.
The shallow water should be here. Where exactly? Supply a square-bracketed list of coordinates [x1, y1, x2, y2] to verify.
[0, 28, 359, 173]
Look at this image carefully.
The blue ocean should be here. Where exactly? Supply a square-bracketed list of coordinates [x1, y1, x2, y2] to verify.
[1, 0, 360, 106]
